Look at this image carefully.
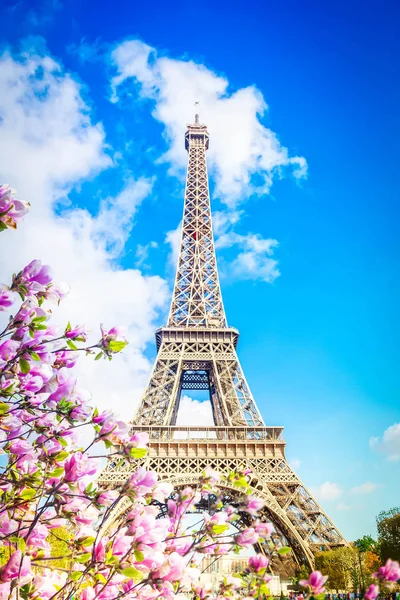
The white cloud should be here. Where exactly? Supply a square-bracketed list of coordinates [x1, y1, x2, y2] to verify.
[176, 396, 215, 427]
[337, 502, 351, 511]
[313, 482, 342, 501]
[370, 423, 400, 462]
[213, 210, 243, 237]
[0, 46, 168, 421]
[110, 39, 307, 206]
[351, 482, 382, 495]
[216, 231, 280, 283]
[91, 177, 153, 257]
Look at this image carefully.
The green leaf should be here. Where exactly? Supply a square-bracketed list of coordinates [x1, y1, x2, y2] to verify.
[9, 536, 27, 552]
[30, 352, 41, 361]
[70, 571, 83, 581]
[234, 477, 248, 488]
[54, 451, 69, 461]
[108, 340, 127, 353]
[66, 339, 78, 351]
[0, 222, 8, 232]
[277, 546, 291, 556]
[49, 467, 64, 478]
[212, 524, 229, 534]
[134, 550, 144, 562]
[0, 402, 9, 415]
[129, 447, 147, 459]
[20, 488, 36, 500]
[95, 573, 107, 584]
[58, 437, 68, 447]
[95, 351, 103, 361]
[19, 359, 30, 374]
[17, 538, 26, 552]
[121, 566, 142, 580]
[76, 552, 91, 563]
[79, 536, 95, 547]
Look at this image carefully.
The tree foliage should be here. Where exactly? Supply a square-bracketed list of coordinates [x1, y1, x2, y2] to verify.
[377, 507, 400, 562]
[315, 547, 360, 592]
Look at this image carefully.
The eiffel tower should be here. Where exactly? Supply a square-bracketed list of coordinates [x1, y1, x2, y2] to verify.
[99, 110, 347, 571]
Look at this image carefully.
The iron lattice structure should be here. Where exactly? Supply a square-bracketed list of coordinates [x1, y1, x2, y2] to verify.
[99, 113, 347, 570]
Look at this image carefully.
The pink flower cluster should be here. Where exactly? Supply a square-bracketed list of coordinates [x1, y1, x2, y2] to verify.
[0, 242, 276, 599]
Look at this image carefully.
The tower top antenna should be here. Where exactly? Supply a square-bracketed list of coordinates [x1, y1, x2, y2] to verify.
[194, 101, 200, 124]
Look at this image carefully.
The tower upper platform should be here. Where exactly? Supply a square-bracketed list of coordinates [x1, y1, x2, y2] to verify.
[185, 116, 210, 151]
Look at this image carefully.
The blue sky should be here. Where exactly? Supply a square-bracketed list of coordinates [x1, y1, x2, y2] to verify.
[0, 0, 398, 541]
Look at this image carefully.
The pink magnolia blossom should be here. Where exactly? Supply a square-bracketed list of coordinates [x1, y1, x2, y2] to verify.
[255, 521, 274, 537]
[0, 583, 10, 600]
[31, 575, 61, 600]
[26, 523, 50, 551]
[193, 584, 212, 600]
[152, 481, 174, 502]
[242, 496, 264, 515]
[42, 281, 69, 304]
[248, 554, 269, 573]
[0, 340, 19, 363]
[54, 350, 79, 369]
[0, 286, 13, 310]
[202, 466, 220, 484]
[97, 490, 119, 506]
[92, 409, 113, 425]
[300, 571, 328, 595]
[153, 552, 187, 581]
[0, 550, 31, 582]
[0, 519, 19, 537]
[373, 559, 400, 583]
[81, 587, 96, 600]
[70, 402, 92, 422]
[94, 538, 108, 562]
[365, 584, 379, 600]
[222, 574, 243, 590]
[12, 260, 52, 297]
[100, 325, 128, 353]
[47, 371, 76, 403]
[129, 431, 149, 448]
[64, 452, 97, 482]
[8, 439, 32, 455]
[204, 511, 229, 533]
[112, 534, 132, 557]
[129, 467, 158, 494]
[65, 324, 89, 340]
[0, 185, 30, 230]
[99, 417, 129, 441]
[235, 527, 259, 546]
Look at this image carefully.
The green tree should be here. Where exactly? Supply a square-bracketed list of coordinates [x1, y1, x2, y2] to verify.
[377, 507, 400, 562]
[354, 535, 379, 592]
[45, 527, 72, 570]
[315, 547, 359, 592]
